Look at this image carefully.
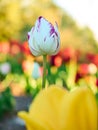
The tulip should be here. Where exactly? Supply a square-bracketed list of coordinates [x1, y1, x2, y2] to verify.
[28, 16, 60, 88]
[28, 16, 60, 56]
[18, 86, 97, 130]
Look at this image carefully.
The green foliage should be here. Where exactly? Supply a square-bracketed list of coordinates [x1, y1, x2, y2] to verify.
[25, 76, 41, 98]
[76, 27, 98, 53]
[95, 92, 98, 105]
[47, 61, 77, 89]
[61, 14, 77, 29]
[8, 55, 23, 74]
[65, 60, 77, 89]
[0, 87, 15, 119]
[19, 24, 32, 42]
[25, 85, 40, 99]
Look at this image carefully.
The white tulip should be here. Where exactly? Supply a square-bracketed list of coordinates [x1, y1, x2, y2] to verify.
[28, 16, 60, 56]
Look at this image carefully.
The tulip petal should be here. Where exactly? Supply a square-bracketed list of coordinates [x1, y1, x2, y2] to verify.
[28, 28, 42, 56]
[29, 86, 67, 130]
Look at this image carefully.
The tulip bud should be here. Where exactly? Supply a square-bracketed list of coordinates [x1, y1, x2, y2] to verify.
[28, 16, 60, 56]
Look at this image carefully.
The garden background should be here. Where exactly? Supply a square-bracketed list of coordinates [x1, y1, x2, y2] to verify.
[0, 0, 98, 124]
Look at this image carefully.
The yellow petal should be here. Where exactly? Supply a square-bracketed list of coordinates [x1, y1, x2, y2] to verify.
[18, 85, 67, 130]
[60, 87, 97, 130]
[18, 111, 47, 130]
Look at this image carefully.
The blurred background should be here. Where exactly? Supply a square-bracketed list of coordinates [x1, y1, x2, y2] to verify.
[0, 0, 98, 121]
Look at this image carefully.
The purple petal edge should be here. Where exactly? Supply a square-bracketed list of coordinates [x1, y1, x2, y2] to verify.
[50, 24, 58, 37]
[37, 16, 42, 32]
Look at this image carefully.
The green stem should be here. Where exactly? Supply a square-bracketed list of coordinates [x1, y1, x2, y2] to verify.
[42, 55, 47, 89]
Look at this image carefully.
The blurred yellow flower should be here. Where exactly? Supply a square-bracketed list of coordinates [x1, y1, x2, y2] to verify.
[18, 85, 97, 130]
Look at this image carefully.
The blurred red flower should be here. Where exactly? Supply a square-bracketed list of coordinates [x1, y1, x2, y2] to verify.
[10, 40, 21, 55]
[86, 53, 94, 61]
[60, 47, 77, 62]
[21, 41, 31, 55]
[54, 56, 62, 67]
[78, 63, 89, 77]
[92, 54, 98, 67]
[50, 51, 61, 66]
[86, 53, 98, 67]
[96, 79, 98, 87]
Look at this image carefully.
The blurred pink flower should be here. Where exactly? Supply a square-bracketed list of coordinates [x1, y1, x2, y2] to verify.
[0, 62, 11, 75]
[39, 67, 43, 77]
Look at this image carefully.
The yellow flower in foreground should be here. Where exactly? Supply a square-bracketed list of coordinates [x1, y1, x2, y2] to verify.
[18, 86, 97, 130]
